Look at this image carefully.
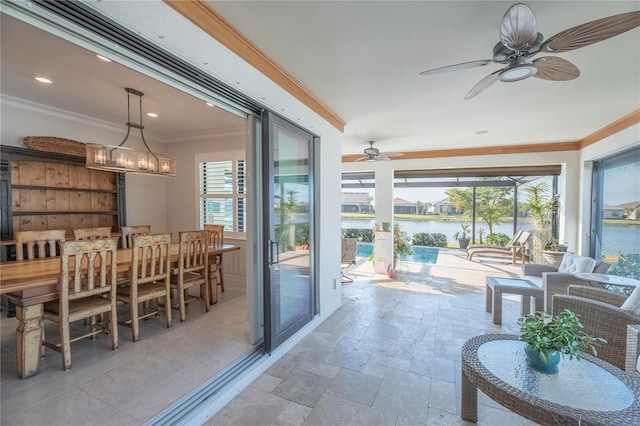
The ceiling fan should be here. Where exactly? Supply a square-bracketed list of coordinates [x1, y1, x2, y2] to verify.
[420, 3, 640, 100]
[354, 141, 405, 162]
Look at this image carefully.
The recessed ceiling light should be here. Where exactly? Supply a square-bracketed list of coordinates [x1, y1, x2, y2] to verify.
[96, 54, 112, 62]
[34, 77, 53, 84]
[205, 102, 215, 108]
[146, 112, 158, 118]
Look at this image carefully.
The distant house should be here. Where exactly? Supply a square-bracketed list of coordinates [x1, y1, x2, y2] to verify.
[393, 197, 417, 214]
[603, 204, 624, 219]
[609, 201, 640, 220]
[433, 198, 458, 215]
[342, 192, 373, 213]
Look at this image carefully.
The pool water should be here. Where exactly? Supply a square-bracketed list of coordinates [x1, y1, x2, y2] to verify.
[356, 242, 439, 264]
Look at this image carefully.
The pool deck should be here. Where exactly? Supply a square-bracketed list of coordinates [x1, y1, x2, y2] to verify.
[346, 247, 525, 296]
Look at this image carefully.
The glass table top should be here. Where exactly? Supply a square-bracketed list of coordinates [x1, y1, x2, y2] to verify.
[490, 277, 537, 288]
[478, 340, 633, 412]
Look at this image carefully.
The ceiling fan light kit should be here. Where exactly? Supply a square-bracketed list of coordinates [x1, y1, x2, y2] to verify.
[86, 88, 176, 176]
[499, 57, 537, 82]
[420, 3, 640, 98]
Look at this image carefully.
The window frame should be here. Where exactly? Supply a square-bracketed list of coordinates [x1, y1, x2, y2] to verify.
[196, 151, 246, 239]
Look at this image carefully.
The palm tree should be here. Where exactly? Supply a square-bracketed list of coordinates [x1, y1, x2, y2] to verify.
[521, 182, 557, 261]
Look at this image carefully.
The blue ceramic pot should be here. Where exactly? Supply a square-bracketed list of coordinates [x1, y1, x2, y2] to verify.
[524, 344, 560, 374]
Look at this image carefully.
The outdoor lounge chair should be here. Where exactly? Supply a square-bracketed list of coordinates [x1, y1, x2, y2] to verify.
[341, 238, 357, 282]
[466, 231, 531, 262]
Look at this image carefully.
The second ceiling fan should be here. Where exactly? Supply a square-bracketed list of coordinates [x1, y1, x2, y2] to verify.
[420, 3, 640, 99]
[354, 141, 404, 162]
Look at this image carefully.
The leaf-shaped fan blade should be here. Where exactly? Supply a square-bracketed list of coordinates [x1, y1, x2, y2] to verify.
[541, 10, 640, 53]
[464, 70, 501, 100]
[533, 57, 580, 81]
[384, 152, 405, 158]
[354, 156, 368, 162]
[500, 3, 539, 50]
[376, 155, 392, 161]
[420, 59, 493, 75]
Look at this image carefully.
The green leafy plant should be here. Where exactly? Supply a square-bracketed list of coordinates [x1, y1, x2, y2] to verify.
[517, 310, 606, 364]
[393, 224, 413, 259]
[485, 232, 510, 246]
[609, 253, 640, 280]
[412, 232, 447, 247]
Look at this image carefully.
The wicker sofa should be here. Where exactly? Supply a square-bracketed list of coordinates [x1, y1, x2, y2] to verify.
[552, 285, 639, 371]
[522, 253, 610, 312]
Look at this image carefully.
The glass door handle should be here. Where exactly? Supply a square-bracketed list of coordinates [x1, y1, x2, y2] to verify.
[269, 240, 279, 265]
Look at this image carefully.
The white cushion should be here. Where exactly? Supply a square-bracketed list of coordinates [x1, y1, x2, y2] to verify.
[557, 253, 597, 274]
[620, 285, 640, 315]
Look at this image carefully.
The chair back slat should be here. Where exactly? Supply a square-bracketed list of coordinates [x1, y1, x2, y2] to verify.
[121, 225, 151, 249]
[72, 227, 112, 241]
[16, 229, 66, 261]
[204, 224, 224, 248]
[61, 238, 118, 301]
[179, 231, 208, 273]
[132, 234, 171, 285]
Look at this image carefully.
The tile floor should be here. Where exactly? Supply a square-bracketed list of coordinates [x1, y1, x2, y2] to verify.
[0, 279, 253, 425]
[207, 250, 540, 425]
[1, 249, 539, 425]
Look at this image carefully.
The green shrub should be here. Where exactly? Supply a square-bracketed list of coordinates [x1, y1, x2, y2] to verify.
[609, 253, 640, 280]
[485, 232, 510, 246]
[412, 232, 447, 247]
[341, 228, 374, 242]
[294, 223, 309, 246]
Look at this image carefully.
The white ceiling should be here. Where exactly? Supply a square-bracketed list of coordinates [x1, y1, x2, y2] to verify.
[205, 1, 640, 156]
[1, 1, 639, 156]
[0, 13, 245, 143]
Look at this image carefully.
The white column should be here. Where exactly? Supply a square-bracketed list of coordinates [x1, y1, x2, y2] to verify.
[374, 167, 394, 272]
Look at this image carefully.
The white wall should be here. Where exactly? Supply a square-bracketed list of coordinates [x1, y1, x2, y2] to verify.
[164, 129, 247, 237]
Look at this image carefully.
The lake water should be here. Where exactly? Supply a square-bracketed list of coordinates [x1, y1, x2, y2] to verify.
[356, 242, 439, 264]
[342, 218, 640, 255]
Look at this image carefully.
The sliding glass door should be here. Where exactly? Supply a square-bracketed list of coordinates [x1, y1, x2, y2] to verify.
[591, 147, 640, 278]
[262, 111, 315, 352]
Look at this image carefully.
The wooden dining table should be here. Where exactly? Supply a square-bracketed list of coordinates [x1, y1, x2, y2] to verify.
[0, 243, 240, 378]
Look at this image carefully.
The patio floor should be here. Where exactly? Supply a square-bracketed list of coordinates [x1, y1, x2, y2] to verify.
[207, 249, 540, 425]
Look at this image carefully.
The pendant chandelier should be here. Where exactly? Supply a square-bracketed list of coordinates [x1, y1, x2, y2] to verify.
[86, 88, 176, 176]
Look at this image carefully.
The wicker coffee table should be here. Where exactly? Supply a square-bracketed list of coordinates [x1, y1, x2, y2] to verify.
[461, 334, 640, 425]
[485, 277, 543, 325]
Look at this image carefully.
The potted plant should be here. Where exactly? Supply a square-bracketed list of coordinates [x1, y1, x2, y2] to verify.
[453, 223, 471, 250]
[393, 224, 413, 264]
[517, 309, 606, 374]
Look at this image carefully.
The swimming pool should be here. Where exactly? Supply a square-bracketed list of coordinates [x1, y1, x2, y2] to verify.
[356, 242, 439, 264]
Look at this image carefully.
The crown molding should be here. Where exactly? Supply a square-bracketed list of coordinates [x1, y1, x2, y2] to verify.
[164, 0, 345, 133]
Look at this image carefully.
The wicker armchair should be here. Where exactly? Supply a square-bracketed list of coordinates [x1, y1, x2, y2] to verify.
[522, 259, 610, 312]
[552, 285, 638, 370]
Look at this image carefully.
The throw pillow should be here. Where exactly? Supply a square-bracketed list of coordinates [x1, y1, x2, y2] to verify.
[620, 285, 640, 315]
[557, 253, 597, 274]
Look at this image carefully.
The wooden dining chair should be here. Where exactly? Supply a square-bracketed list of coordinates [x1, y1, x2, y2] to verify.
[7, 230, 68, 318]
[42, 237, 119, 370]
[15, 229, 67, 261]
[116, 233, 172, 341]
[72, 226, 112, 240]
[204, 224, 224, 304]
[170, 230, 210, 322]
[120, 225, 151, 249]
